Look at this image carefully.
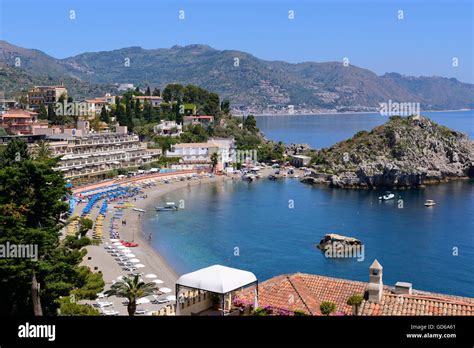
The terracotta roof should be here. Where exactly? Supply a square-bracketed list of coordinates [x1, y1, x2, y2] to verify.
[238, 273, 474, 316]
[2, 109, 38, 118]
[240, 273, 366, 315]
[359, 291, 474, 316]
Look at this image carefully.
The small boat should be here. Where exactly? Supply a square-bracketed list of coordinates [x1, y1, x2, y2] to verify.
[379, 192, 395, 201]
[155, 202, 178, 211]
[268, 175, 277, 181]
[133, 208, 146, 213]
[242, 174, 255, 182]
[424, 200, 436, 207]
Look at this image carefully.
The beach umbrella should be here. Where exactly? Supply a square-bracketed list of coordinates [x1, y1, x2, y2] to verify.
[113, 242, 122, 246]
[110, 239, 119, 242]
[136, 298, 150, 305]
[121, 249, 132, 254]
[117, 245, 126, 249]
[125, 254, 136, 258]
[129, 259, 140, 263]
[135, 264, 145, 268]
[152, 279, 164, 284]
[145, 274, 157, 279]
[159, 287, 172, 294]
[166, 295, 176, 301]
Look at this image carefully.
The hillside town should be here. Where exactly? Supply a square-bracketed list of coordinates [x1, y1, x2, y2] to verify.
[0, 84, 245, 184]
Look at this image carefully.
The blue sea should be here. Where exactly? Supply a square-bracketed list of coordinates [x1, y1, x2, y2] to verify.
[142, 111, 474, 297]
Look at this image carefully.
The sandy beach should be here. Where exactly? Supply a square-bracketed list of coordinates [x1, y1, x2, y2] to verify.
[77, 172, 235, 315]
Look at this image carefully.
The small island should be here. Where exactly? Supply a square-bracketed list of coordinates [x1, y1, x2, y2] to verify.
[302, 115, 474, 189]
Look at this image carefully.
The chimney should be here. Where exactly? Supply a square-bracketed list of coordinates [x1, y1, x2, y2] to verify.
[367, 259, 383, 303]
[394, 282, 412, 295]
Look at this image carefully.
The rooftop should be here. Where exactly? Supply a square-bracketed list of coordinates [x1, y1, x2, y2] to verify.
[1, 109, 38, 118]
[238, 272, 474, 316]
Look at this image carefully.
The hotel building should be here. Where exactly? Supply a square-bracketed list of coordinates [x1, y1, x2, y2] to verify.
[46, 122, 160, 180]
[166, 138, 235, 172]
[27, 85, 68, 110]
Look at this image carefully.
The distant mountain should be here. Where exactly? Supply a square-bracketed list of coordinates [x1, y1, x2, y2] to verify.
[1, 40, 473, 112]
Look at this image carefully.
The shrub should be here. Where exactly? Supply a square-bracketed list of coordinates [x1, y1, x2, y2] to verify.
[319, 301, 336, 316]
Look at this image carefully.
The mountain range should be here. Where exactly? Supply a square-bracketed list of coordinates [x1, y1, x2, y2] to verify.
[1, 40, 473, 114]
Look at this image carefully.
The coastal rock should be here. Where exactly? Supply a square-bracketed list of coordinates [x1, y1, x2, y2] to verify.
[285, 143, 312, 156]
[317, 234, 362, 251]
[308, 116, 474, 189]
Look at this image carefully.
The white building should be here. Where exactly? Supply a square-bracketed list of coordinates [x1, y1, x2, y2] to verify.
[47, 122, 160, 179]
[118, 83, 135, 91]
[133, 96, 162, 108]
[154, 120, 182, 137]
[166, 138, 235, 172]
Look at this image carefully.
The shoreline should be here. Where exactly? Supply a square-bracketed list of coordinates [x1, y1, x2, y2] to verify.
[120, 175, 234, 280]
[76, 172, 235, 315]
[251, 109, 472, 117]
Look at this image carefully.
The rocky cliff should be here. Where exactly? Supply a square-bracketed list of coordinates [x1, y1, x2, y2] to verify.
[306, 115, 474, 188]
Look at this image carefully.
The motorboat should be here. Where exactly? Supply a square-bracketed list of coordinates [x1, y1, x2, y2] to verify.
[242, 174, 255, 182]
[424, 199, 436, 207]
[268, 175, 277, 180]
[133, 208, 146, 213]
[155, 202, 178, 211]
[379, 192, 395, 201]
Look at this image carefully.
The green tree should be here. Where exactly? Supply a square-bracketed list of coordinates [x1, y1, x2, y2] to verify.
[221, 100, 230, 114]
[78, 217, 93, 237]
[162, 84, 184, 103]
[145, 86, 151, 96]
[0, 137, 30, 167]
[100, 105, 110, 124]
[319, 301, 336, 316]
[347, 294, 363, 316]
[210, 152, 219, 172]
[244, 115, 257, 132]
[38, 103, 48, 120]
[152, 88, 161, 97]
[34, 140, 52, 161]
[105, 275, 157, 316]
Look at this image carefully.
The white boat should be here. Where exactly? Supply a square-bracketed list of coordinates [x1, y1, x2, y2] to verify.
[155, 202, 178, 211]
[424, 200, 436, 207]
[242, 174, 255, 181]
[379, 192, 395, 201]
[133, 208, 146, 213]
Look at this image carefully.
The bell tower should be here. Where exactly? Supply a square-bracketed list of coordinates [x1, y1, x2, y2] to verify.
[368, 259, 383, 303]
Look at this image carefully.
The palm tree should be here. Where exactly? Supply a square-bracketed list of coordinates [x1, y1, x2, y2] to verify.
[210, 152, 219, 173]
[104, 275, 157, 316]
[35, 140, 52, 160]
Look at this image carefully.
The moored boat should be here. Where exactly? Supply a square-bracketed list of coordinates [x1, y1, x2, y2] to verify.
[424, 199, 436, 207]
[155, 202, 178, 211]
[379, 192, 395, 201]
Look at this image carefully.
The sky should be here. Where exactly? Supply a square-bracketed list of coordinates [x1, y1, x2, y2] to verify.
[0, 0, 473, 83]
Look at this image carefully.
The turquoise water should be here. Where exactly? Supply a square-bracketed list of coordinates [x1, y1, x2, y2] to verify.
[142, 111, 474, 297]
[142, 179, 474, 297]
[255, 110, 473, 148]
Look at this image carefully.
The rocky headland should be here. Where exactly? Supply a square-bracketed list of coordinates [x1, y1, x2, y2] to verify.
[301, 115, 474, 189]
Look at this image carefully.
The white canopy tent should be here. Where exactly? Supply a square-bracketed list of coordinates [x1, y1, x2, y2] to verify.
[175, 265, 258, 316]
